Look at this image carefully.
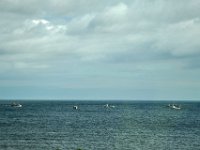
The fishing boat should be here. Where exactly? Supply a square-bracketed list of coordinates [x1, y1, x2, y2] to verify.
[11, 102, 22, 108]
[104, 104, 109, 108]
[73, 106, 78, 110]
[104, 104, 115, 108]
[168, 104, 181, 110]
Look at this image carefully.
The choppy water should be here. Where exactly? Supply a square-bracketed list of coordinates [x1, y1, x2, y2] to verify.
[0, 100, 200, 150]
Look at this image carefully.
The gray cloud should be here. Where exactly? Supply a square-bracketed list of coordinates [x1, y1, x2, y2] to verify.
[0, 0, 200, 99]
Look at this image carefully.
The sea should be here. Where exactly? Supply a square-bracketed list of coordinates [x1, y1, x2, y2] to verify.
[0, 100, 200, 150]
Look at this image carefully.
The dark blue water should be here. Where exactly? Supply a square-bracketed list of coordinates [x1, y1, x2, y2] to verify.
[0, 100, 200, 150]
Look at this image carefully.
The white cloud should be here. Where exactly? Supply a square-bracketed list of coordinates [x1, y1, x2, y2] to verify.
[32, 19, 49, 25]
[66, 14, 95, 34]
[154, 18, 200, 57]
[104, 3, 128, 20]
[0, 0, 200, 99]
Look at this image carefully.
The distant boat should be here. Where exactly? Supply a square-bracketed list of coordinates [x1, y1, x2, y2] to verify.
[168, 104, 181, 110]
[104, 104, 109, 108]
[73, 106, 78, 110]
[11, 102, 22, 108]
[110, 105, 115, 108]
[104, 104, 115, 108]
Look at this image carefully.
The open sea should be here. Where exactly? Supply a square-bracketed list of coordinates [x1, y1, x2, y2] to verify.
[0, 100, 200, 150]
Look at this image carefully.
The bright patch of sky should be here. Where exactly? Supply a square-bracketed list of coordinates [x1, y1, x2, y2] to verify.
[0, 0, 200, 100]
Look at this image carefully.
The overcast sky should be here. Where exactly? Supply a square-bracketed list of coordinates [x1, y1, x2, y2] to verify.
[0, 0, 200, 100]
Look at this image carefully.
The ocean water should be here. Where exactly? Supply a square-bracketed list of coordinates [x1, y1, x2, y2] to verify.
[0, 100, 200, 150]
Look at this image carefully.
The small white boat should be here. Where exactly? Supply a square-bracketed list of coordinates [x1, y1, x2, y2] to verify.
[73, 106, 78, 110]
[110, 105, 115, 108]
[11, 102, 22, 108]
[168, 104, 181, 110]
[104, 104, 115, 108]
[104, 104, 109, 108]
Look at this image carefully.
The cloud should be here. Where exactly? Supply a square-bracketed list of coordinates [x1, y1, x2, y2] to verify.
[1, 0, 200, 64]
[0, 0, 200, 99]
[156, 18, 200, 57]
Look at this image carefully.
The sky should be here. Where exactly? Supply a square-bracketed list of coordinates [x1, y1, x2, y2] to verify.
[0, 0, 200, 100]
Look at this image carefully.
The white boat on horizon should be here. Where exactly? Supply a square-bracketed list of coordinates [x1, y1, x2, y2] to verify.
[168, 104, 181, 110]
[104, 104, 115, 108]
[104, 104, 109, 108]
[73, 105, 78, 110]
[11, 102, 22, 108]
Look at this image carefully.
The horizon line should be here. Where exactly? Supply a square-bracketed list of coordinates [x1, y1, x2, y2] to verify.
[0, 99, 199, 102]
